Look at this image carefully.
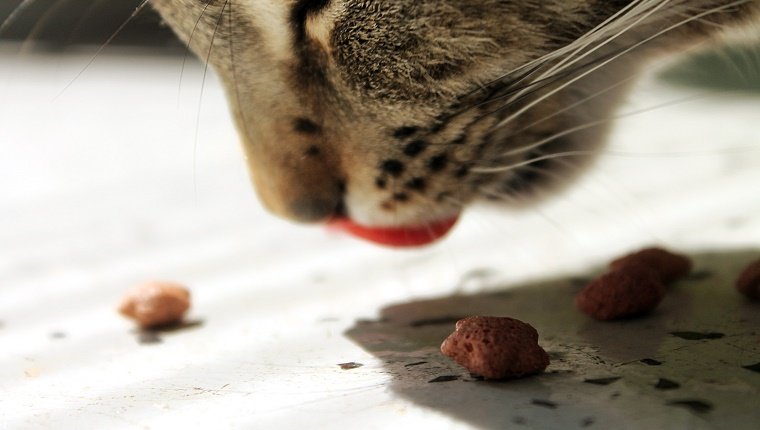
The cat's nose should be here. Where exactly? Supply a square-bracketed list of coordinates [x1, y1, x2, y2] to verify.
[248, 150, 344, 224]
[287, 194, 343, 223]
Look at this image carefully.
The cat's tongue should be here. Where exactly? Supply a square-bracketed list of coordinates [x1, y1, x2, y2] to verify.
[328, 215, 459, 247]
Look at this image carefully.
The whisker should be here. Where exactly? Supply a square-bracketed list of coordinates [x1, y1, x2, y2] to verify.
[475, 150, 614, 174]
[178, 0, 216, 108]
[452, 1, 677, 131]
[407, 50, 655, 153]
[521, 0, 670, 101]
[194, 0, 230, 202]
[480, 159, 655, 242]
[496, 92, 711, 159]
[491, 0, 753, 132]
[504, 74, 639, 140]
[416, 47, 644, 152]
[454, 48, 568, 104]
[478, 185, 580, 242]
[418, 1, 670, 140]
[672, 10, 727, 30]
[420, 45, 652, 151]
[457, 0, 652, 105]
[53, 0, 150, 101]
[471, 44, 641, 122]
[447, 61, 549, 116]
[0, 0, 36, 36]
[492, 4, 669, 127]
[463, 61, 592, 114]
[227, 0, 252, 142]
[474, 142, 760, 175]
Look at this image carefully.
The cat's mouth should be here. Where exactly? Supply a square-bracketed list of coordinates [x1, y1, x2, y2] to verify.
[328, 215, 460, 247]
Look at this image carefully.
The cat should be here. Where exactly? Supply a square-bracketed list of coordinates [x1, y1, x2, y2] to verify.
[146, 0, 758, 245]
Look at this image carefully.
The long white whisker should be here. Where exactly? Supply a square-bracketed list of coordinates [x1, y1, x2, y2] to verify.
[501, 0, 672, 111]
[178, 0, 215, 108]
[505, 74, 640, 140]
[53, 0, 150, 101]
[456, 1, 649, 102]
[442, 1, 656, 124]
[491, 158, 656, 235]
[473, 150, 595, 174]
[494, 0, 662, 112]
[455, 0, 674, 126]
[532, 1, 655, 78]
[478, 185, 580, 240]
[194, 0, 230, 202]
[522, 0, 670, 99]
[474, 143, 760, 175]
[228, 0, 252, 144]
[492, 0, 753, 132]
[496, 92, 711, 160]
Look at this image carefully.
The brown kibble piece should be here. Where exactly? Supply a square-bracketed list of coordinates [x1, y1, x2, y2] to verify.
[576, 265, 665, 321]
[736, 259, 760, 300]
[440, 316, 550, 380]
[610, 247, 692, 284]
[118, 281, 191, 328]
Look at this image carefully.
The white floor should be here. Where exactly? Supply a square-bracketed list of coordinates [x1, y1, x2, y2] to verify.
[1, 45, 759, 429]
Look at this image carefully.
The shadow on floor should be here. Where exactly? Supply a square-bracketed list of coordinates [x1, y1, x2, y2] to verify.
[346, 249, 760, 430]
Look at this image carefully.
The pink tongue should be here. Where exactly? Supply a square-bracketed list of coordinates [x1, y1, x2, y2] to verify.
[328, 216, 460, 247]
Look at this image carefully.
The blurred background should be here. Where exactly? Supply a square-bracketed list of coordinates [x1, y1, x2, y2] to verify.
[0, 0, 178, 48]
[1, 3, 759, 429]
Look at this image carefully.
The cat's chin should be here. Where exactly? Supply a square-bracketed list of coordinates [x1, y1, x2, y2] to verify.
[327, 215, 460, 248]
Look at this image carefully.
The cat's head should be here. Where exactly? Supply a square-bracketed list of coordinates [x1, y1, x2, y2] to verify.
[150, 0, 748, 245]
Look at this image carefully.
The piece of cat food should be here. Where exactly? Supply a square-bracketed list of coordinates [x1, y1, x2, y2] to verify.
[736, 258, 760, 300]
[440, 316, 550, 380]
[576, 265, 665, 321]
[610, 247, 692, 284]
[118, 281, 191, 328]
